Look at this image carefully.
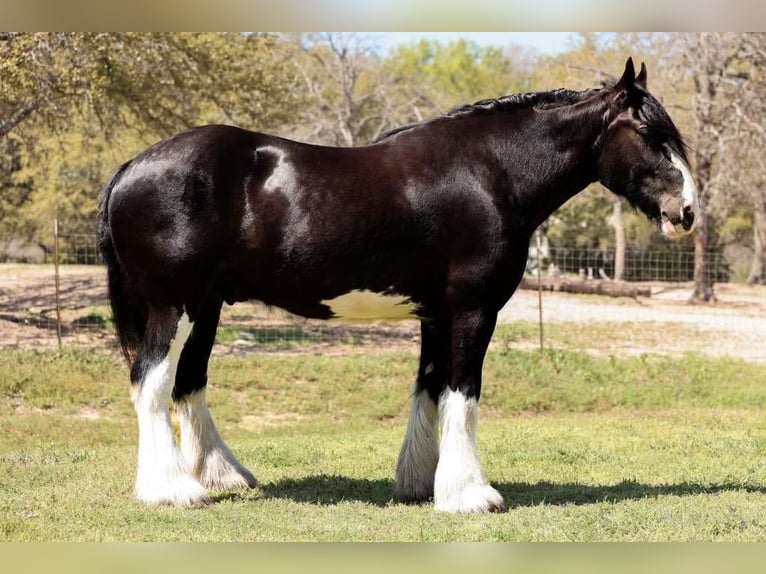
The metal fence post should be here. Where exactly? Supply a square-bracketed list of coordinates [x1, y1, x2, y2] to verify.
[536, 229, 544, 351]
[53, 218, 62, 349]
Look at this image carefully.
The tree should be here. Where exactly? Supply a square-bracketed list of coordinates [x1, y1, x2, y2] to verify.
[734, 34, 766, 285]
[0, 33, 297, 140]
[287, 33, 395, 146]
[677, 33, 752, 301]
[288, 34, 532, 148]
[0, 33, 299, 240]
[385, 37, 527, 113]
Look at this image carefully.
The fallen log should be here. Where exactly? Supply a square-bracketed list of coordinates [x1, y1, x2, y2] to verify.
[518, 276, 652, 298]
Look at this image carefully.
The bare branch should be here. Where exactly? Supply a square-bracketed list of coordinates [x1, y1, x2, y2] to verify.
[0, 100, 38, 138]
[732, 102, 766, 141]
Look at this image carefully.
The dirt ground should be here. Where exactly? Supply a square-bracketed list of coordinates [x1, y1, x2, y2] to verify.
[1, 263, 765, 362]
[501, 282, 766, 362]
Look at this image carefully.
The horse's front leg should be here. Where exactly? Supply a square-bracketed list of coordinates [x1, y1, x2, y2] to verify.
[434, 308, 505, 513]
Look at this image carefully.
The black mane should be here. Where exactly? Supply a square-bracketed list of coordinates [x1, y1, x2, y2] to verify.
[374, 87, 601, 143]
[633, 87, 689, 161]
[375, 82, 688, 164]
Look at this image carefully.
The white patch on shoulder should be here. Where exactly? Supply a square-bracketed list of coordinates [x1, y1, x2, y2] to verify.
[261, 146, 295, 195]
[322, 289, 419, 321]
[259, 146, 311, 250]
[669, 150, 699, 210]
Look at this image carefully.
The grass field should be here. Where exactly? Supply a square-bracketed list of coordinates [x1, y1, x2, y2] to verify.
[1, 322, 765, 542]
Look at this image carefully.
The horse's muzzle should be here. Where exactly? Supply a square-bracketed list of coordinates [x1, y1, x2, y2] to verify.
[660, 196, 697, 238]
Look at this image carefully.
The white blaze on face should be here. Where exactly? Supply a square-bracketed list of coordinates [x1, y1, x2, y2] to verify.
[659, 149, 699, 238]
[322, 289, 419, 321]
[669, 150, 699, 212]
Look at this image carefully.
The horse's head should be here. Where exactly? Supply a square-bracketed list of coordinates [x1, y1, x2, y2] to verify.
[596, 58, 699, 238]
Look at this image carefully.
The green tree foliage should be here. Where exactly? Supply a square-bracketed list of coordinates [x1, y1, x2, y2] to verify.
[385, 38, 531, 115]
[287, 35, 531, 147]
[1, 32, 297, 138]
[0, 32, 299, 240]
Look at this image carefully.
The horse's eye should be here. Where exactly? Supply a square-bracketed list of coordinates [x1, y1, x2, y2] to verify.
[637, 124, 650, 136]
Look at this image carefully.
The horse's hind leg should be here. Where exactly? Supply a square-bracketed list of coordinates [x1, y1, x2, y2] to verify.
[173, 298, 256, 491]
[394, 320, 446, 502]
[131, 305, 209, 507]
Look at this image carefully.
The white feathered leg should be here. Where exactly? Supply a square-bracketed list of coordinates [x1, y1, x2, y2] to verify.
[176, 388, 256, 491]
[133, 313, 210, 507]
[433, 388, 505, 513]
[394, 388, 440, 501]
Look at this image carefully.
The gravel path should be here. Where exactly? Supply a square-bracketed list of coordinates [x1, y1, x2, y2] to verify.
[499, 284, 766, 362]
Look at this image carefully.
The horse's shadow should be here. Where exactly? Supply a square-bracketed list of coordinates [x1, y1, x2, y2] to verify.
[222, 474, 766, 510]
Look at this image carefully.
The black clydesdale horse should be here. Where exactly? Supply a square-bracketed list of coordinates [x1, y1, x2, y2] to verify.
[98, 59, 698, 512]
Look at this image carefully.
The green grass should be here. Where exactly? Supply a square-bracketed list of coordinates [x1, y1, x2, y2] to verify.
[0, 347, 764, 541]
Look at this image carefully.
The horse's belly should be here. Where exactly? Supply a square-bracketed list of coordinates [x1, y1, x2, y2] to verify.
[321, 289, 421, 322]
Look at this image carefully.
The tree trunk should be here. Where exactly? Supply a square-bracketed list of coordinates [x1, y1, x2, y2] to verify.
[689, 135, 717, 303]
[611, 197, 626, 281]
[518, 276, 651, 298]
[691, 206, 717, 302]
[747, 195, 766, 285]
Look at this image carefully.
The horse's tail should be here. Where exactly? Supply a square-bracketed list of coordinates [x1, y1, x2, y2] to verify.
[97, 161, 146, 364]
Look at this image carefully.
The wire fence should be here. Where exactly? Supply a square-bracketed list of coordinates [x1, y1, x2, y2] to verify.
[0, 226, 739, 353]
[544, 246, 726, 283]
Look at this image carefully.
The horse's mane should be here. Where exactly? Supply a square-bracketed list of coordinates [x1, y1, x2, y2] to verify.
[374, 81, 688, 162]
[374, 87, 601, 143]
[633, 87, 689, 161]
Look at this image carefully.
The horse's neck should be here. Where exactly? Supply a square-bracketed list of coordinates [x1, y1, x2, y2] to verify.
[501, 104, 607, 230]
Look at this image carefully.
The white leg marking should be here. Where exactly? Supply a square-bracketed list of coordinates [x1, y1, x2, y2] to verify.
[133, 313, 209, 507]
[394, 388, 439, 501]
[176, 388, 256, 491]
[433, 388, 505, 513]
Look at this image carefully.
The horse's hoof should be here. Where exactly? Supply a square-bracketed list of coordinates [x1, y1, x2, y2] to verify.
[434, 484, 506, 513]
[199, 464, 257, 492]
[135, 474, 210, 508]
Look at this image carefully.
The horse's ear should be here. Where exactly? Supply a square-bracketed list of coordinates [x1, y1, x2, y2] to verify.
[615, 57, 636, 91]
[635, 62, 647, 90]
